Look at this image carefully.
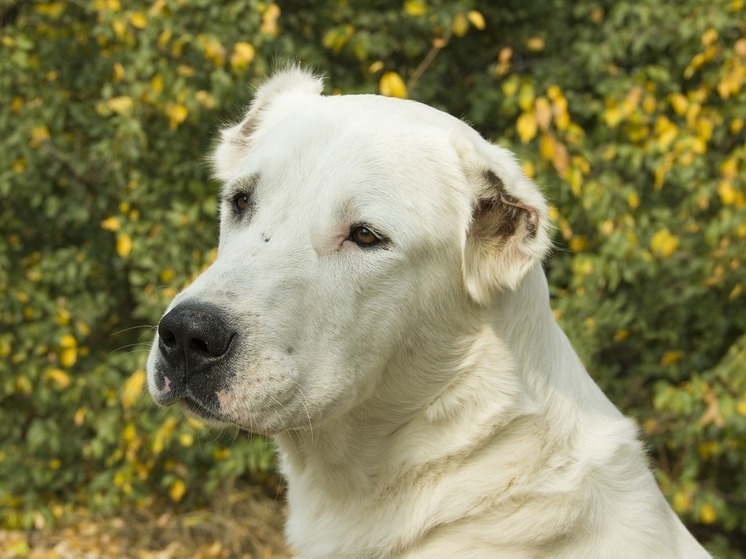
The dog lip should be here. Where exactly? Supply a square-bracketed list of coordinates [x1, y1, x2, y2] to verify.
[151, 370, 185, 405]
[181, 392, 229, 423]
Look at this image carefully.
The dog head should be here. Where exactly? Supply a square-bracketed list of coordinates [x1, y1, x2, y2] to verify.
[146, 67, 551, 434]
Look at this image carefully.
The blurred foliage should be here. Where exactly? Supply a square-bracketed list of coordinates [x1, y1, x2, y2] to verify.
[1, 0, 744, 555]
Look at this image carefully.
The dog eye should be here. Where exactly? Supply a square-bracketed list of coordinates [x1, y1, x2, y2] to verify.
[350, 225, 382, 247]
[233, 193, 250, 214]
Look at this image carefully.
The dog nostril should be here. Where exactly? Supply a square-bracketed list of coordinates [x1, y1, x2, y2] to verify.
[190, 337, 210, 354]
[160, 329, 176, 345]
[157, 303, 235, 370]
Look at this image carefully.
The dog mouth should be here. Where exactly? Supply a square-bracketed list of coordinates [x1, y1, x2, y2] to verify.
[181, 391, 230, 423]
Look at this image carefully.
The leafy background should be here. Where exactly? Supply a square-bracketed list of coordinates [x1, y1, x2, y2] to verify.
[1, 0, 745, 557]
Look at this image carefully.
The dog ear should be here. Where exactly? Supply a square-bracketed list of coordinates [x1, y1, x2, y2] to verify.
[454, 131, 551, 304]
[211, 66, 324, 181]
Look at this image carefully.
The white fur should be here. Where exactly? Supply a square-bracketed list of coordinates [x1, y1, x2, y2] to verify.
[147, 68, 711, 558]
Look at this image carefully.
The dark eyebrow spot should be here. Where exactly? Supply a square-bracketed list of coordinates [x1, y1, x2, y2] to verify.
[224, 173, 259, 198]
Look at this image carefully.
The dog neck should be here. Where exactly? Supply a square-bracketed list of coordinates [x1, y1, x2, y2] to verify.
[273, 264, 627, 557]
[490, 264, 623, 425]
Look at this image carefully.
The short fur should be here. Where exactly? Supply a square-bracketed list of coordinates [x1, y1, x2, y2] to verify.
[147, 68, 711, 558]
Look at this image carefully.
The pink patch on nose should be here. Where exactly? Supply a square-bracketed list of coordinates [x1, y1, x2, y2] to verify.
[155, 373, 172, 396]
[216, 389, 233, 410]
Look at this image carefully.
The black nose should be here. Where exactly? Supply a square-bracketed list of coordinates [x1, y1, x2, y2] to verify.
[157, 303, 235, 376]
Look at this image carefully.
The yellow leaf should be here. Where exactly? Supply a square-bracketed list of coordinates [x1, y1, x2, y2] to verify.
[107, 96, 134, 115]
[200, 35, 226, 67]
[150, 0, 167, 15]
[121, 369, 145, 409]
[214, 448, 231, 460]
[35, 2, 66, 18]
[30, 125, 50, 147]
[0, 338, 10, 359]
[230, 41, 256, 70]
[516, 112, 537, 143]
[669, 92, 688, 115]
[534, 97, 551, 131]
[157, 29, 172, 49]
[260, 3, 281, 36]
[701, 28, 718, 47]
[56, 307, 71, 326]
[368, 60, 384, 74]
[729, 284, 743, 300]
[124, 422, 136, 443]
[151, 74, 164, 95]
[501, 75, 519, 98]
[45, 368, 71, 389]
[112, 18, 126, 38]
[74, 407, 87, 426]
[650, 228, 679, 257]
[116, 233, 133, 258]
[95, 0, 121, 11]
[569, 236, 589, 252]
[101, 216, 120, 232]
[404, 0, 428, 16]
[526, 36, 545, 51]
[656, 128, 678, 152]
[613, 328, 629, 342]
[160, 267, 176, 283]
[604, 103, 623, 128]
[452, 13, 469, 37]
[721, 157, 739, 180]
[60, 347, 77, 368]
[684, 52, 707, 78]
[187, 418, 206, 430]
[551, 141, 570, 179]
[169, 479, 187, 502]
[379, 71, 407, 98]
[113, 62, 125, 83]
[179, 432, 194, 447]
[539, 133, 555, 161]
[517, 81, 535, 111]
[467, 10, 485, 30]
[166, 103, 189, 129]
[12, 157, 26, 173]
[697, 441, 718, 460]
[691, 137, 706, 154]
[60, 334, 77, 348]
[660, 350, 684, 365]
[195, 90, 215, 109]
[654, 158, 673, 189]
[672, 490, 691, 514]
[568, 166, 583, 197]
[152, 417, 177, 454]
[699, 502, 716, 525]
[129, 11, 147, 29]
[718, 181, 737, 205]
[642, 94, 656, 114]
[697, 118, 713, 142]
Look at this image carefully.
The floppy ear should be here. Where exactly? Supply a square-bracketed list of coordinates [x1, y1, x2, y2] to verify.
[454, 131, 551, 304]
[211, 66, 324, 181]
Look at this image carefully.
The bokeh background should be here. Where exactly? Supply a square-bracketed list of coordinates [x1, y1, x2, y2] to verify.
[1, 1, 745, 557]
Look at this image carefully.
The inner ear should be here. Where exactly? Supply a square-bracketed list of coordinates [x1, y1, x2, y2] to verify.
[471, 171, 539, 243]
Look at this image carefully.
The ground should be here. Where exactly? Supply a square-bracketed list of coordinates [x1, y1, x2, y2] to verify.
[0, 484, 291, 559]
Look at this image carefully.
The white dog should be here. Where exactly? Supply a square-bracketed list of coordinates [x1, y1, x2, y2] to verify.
[146, 67, 710, 558]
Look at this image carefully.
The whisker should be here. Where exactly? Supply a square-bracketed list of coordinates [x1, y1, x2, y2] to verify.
[110, 324, 157, 337]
